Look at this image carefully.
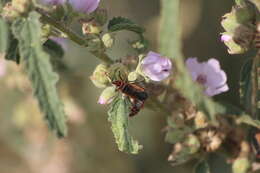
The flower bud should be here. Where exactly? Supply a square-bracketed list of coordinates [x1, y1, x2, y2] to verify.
[90, 64, 110, 88]
[82, 21, 102, 35]
[102, 33, 114, 48]
[194, 111, 208, 129]
[98, 86, 117, 105]
[221, 5, 255, 54]
[108, 63, 129, 81]
[184, 134, 201, 154]
[131, 39, 148, 53]
[128, 71, 139, 81]
[168, 134, 200, 165]
[232, 157, 250, 173]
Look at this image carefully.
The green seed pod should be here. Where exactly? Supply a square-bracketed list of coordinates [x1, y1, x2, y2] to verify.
[98, 86, 117, 104]
[232, 157, 250, 173]
[128, 71, 139, 81]
[102, 33, 114, 48]
[90, 64, 110, 88]
[82, 21, 102, 35]
[108, 63, 129, 81]
[184, 134, 201, 154]
[194, 111, 208, 129]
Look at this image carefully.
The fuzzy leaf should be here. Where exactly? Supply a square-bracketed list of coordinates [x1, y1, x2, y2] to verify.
[240, 59, 252, 111]
[194, 161, 211, 173]
[108, 17, 145, 34]
[5, 35, 20, 63]
[159, 0, 223, 122]
[236, 114, 260, 128]
[221, 6, 254, 33]
[12, 12, 67, 137]
[108, 96, 142, 154]
[0, 17, 9, 55]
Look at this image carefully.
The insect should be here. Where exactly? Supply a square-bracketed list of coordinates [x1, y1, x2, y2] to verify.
[107, 72, 148, 117]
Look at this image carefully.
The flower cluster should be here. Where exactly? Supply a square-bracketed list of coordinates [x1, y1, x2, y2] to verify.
[94, 51, 229, 104]
[140, 52, 228, 97]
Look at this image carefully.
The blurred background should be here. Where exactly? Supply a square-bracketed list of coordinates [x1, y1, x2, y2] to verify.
[0, 0, 249, 173]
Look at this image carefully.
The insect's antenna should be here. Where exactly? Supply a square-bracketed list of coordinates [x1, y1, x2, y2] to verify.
[104, 72, 112, 82]
[118, 71, 124, 81]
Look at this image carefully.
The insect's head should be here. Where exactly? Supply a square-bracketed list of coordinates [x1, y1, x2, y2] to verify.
[112, 80, 123, 87]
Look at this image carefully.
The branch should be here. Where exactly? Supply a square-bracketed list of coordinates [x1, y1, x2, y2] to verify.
[35, 7, 114, 65]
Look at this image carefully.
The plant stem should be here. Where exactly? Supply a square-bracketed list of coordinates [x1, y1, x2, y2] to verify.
[35, 7, 114, 65]
[251, 50, 260, 119]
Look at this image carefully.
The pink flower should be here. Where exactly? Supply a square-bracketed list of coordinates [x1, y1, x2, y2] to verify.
[186, 58, 229, 96]
[220, 34, 232, 42]
[97, 87, 117, 105]
[141, 51, 172, 81]
[68, 0, 100, 13]
[41, 0, 66, 5]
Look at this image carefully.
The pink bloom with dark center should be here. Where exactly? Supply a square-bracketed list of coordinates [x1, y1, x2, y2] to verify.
[68, 0, 100, 13]
[141, 51, 172, 81]
[186, 57, 229, 96]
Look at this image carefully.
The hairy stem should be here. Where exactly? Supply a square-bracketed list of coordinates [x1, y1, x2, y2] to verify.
[251, 50, 260, 118]
[35, 7, 113, 65]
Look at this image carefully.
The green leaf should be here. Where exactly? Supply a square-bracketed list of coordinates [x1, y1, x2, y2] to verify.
[108, 96, 142, 154]
[159, 0, 222, 122]
[236, 114, 260, 128]
[194, 160, 211, 173]
[5, 35, 20, 63]
[108, 17, 145, 34]
[240, 59, 252, 111]
[12, 12, 67, 137]
[0, 17, 9, 55]
[221, 6, 254, 33]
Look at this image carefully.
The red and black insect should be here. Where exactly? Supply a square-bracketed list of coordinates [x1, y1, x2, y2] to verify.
[112, 80, 148, 117]
[108, 73, 148, 117]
